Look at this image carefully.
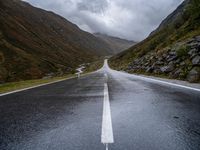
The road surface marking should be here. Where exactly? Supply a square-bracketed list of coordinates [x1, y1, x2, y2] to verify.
[101, 82, 114, 149]
[129, 74, 200, 92]
[0, 72, 94, 97]
[0, 78, 74, 97]
[104, 73, 108, 81]
[106, 62, 200, 92]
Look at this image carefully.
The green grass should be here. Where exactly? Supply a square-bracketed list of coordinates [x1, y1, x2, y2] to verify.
[84, 59, 104, 73]
[0, 59, 104, 94]
[0, 74, 76, 94]
[176, 45, 189, 57]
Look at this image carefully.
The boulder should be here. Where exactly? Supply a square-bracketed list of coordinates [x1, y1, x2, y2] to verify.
[192, 55, 200, 65]
[167, 55, 177, 62]
[195, 36, 200, 42]
[173, 69, 183, 78]
[146, 67, 154, 73]
[188, 42, 199, 49]
[187, 38, 196, 44]
[133, 59, 140, 65]
[168, 61, 174, 65]
[180, 61, 185, 66]
[158, 57, 164, 61]
[188, 49, 198, 57]
[149, 56, 154, 60]
[198, 43, 200, 52]
[175, 58, 181, 64]
[127, 65, 133, 70]
[144, 62, 149, 66]
[160, 64, 174, 73]
[169, 51, 177, 56]
[155, 61, 164, 65]
[153, 68, 162, 74]
[162, 53, 167, 58]
[187, 67, 200, 82]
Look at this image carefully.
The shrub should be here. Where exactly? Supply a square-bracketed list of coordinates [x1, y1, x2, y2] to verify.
[176, 45, 189, 57]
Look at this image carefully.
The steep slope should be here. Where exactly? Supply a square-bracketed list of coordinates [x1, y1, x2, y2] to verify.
[110, 0, 200, 82]
[149, 0, 190, 36]
[0, 0, 112, 82]
[94, 33, 136, 54]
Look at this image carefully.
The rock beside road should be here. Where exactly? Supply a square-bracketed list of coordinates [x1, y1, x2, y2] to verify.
[187, 67, 200, 83]
[126, 35, 200, 83]
[192, 55, 200, 65]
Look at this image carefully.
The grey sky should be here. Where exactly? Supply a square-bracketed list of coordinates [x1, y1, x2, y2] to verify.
[24, 0, 184, 41]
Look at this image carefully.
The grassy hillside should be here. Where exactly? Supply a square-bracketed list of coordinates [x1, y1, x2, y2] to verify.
[109, 0, 200, 82]
[0, 0, 111, 83]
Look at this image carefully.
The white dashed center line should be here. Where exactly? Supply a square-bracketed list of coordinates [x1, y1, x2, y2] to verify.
[101, 73, 114, 150]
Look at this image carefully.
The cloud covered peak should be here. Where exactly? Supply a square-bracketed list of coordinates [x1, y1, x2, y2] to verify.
[24, 0, 184, 41]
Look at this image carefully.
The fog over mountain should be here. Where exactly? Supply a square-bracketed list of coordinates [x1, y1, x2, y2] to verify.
[24, 0, 184, 41]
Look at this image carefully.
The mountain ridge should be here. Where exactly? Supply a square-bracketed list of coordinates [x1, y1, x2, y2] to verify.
[149, 0, 189, 36]
[94, 33, 136, 54]
[109, 0, 200, 82]
[0, 0, 112, 82]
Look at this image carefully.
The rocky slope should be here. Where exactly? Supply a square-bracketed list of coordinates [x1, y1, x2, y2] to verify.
[126, 36, 200, 82]
[109, 0, 200, 83]
[94, 33, 136, 54]
[0, 0, 112, 82]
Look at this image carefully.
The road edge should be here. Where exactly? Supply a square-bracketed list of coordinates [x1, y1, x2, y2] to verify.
[107, 60, 200, 92]
[0, 72, 95, 97]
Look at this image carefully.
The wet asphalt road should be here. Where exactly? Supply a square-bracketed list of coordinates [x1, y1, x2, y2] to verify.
[0, 61, 200, 150]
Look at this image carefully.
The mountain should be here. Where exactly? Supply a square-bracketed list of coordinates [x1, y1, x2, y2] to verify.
[109, 0, 200, 82]
[149, 0, 190, 36]
[94, 33, 136, 54]
[0, 0, 113, 82]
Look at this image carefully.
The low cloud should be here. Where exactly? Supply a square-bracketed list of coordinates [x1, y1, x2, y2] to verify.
[24, 0, 184, 41]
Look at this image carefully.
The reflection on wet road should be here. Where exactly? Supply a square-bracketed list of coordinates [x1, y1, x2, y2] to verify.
[0, 60, 200, 150]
